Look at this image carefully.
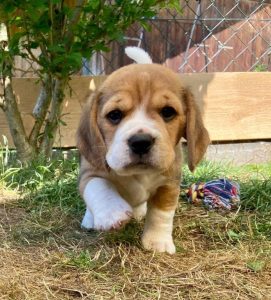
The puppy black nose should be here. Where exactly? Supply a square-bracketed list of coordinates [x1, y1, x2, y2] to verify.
[128, 134, 155, 155]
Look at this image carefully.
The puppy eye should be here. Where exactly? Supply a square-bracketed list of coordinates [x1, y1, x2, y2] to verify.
[106, 109, 123, 125]
[160, 106, 177, 122]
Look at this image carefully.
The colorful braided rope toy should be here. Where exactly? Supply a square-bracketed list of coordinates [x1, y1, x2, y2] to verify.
[186, 178, 240, 211]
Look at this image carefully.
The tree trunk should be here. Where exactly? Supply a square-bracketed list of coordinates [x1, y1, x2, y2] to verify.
[39, 77, 67, 158]
[29, 75, 53, 148]
[3, 76, 36, 163]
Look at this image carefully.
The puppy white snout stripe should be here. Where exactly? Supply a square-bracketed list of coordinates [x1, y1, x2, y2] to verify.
[106, 107, 161, 172]
[119, 108, 160, 139]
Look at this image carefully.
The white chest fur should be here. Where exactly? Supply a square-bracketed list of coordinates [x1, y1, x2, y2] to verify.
[109, 172, 167, 207]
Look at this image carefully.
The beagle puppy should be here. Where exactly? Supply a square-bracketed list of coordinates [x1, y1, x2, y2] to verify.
[77, 47, 210, 254]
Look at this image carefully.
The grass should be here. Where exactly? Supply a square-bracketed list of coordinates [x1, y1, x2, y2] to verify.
[0, 153, 271, 299]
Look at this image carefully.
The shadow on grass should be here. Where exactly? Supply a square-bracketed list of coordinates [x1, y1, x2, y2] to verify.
[1, 158, 271, 248]
[2, 171, 143, 248]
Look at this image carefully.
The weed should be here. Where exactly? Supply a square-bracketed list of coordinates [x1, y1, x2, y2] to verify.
[104, 221, 143, 246]
[254, 64, 268, 72]
[64, 250, 99, 269]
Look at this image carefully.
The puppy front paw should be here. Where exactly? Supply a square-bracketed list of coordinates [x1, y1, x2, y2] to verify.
[142, 233, 176, 254]
[94, 201, 133, 231]
[81, 209, 94, 230]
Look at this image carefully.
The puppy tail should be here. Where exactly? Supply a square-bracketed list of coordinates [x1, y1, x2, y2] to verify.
[125, 46, 152, 64]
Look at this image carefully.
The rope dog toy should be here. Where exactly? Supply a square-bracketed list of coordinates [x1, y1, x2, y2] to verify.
[186, 178, 240, 211]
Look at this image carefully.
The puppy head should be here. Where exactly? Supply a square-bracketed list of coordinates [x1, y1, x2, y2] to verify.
[77, 64, 209, 175]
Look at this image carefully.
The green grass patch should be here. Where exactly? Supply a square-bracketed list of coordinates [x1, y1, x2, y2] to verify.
[1, 154, 271, 244]
[181, 160, 271, 211]
[0, 154, 83, 213]
[181, 161, 271, 241]
[63, 250, 100, 270]
[103, 221, 143, 247]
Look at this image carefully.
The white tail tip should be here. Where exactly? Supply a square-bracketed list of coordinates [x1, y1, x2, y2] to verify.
[125, 46, 152, 64]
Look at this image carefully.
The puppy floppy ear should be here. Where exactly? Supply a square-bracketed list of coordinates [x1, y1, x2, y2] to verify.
[183, 88, 210, 172]
[77, 91, 107, 171]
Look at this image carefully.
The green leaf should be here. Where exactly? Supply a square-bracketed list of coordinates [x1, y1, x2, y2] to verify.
[58, 119, 67, 126]
[247, 260, 265, 272]
[167, 0, 183, 14]
[47, 45, 66, 54]
[227, 230, 240, 240]
[28, 41, 39, 49]
[141, 21, 151, 31]
[89, 0, 100, 10]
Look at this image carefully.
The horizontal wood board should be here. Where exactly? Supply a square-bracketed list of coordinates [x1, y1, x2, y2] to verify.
[0, 72, 270, 148]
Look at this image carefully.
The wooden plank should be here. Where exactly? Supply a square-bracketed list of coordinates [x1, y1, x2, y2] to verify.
[0, 76, 105, 148]
[180, 72, 271, 141]
[0, 72, 271, 148]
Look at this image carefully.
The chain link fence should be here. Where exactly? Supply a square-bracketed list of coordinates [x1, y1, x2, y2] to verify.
[83, 0, 271, 75]
[5, 0, 271, 76]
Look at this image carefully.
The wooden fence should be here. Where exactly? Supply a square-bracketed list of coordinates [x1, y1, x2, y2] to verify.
[0, 72, 271, 149]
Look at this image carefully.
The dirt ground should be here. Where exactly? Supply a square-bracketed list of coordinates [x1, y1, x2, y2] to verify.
[0, 189, 271, 300]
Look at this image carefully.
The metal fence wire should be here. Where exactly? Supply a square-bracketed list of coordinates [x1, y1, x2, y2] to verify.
[4, 0, 270, 76]
[83, 0, 271, 75]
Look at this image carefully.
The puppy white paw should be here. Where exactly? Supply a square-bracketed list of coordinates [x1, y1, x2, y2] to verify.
[142, 234, 176, 254]
[133, 202, 147, 221]
[81, 209, 94, 230]
[94, 201, 133, 231]
[83, 178, 133, 232]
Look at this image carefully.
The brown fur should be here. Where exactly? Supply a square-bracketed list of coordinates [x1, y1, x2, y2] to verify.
[149, 185, 180, 211]
[77, 63, 210, 211]
[77, 91, 107, 171]
[183, 89, 210, 171]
